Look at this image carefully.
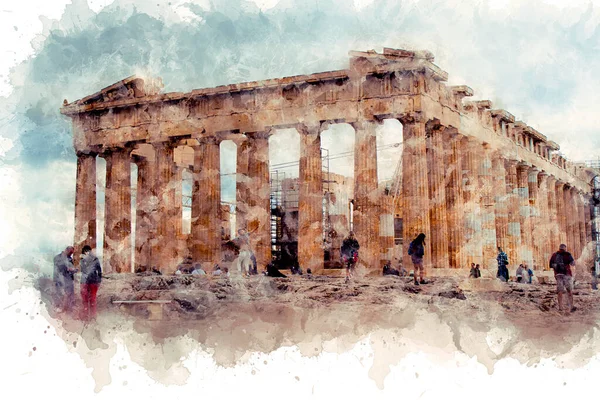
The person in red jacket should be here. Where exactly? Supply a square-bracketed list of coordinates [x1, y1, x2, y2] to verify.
[549, 244, 576, 313]
[79, 245, 102, 321]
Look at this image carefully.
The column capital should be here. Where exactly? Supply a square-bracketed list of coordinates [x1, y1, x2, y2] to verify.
[195, 135, 221, 146]
[538, 171, 549, 182]
[245, 130, 272, 140]
[350, 119, 380, 131]
[296, 122, 322, 136]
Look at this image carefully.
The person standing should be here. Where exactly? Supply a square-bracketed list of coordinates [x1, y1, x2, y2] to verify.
[527, 264, 534, 284]
[515, 264, 525, 283]
[233, 228, 253, 276]
[408, 233, 427, 285]
[79, 245, 102, 321]
[53, 246, 76, 313]
[549, 244, 576, 313]
[341, 231, 360, 282]
[496, 247, 509, 282]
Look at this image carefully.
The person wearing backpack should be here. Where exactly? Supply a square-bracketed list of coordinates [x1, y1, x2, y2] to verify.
[408, 233, 427, 285]
[549, 244, 576, 313]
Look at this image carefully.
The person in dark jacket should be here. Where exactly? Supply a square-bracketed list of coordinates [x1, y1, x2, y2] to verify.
[341, 231, 360, 282]
[408, 233, 427, 285]
[79, 245, 102, 321]
[53, 246, 76, 313]
[549, 244, 576, 313]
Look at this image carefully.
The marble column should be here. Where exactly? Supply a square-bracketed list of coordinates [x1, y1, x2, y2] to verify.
[480, 145, 498, 269]
[102, 148, 132, 273]
[462, 137, 483, 267]
[545, 176, 559, 260]
[153, 142, 177, 272]
[298, 124, 324, 273]
[567, 187, 580, 257]
[235, 138, 251, 233]
[74, 152, 97, 255]
[173, 165, 183, 238]
[353, 120, 380, 269]
[426, 123, 449, 269]
[584, 195, 593, 245]
[577, 191, 587, 256]
[379, 188, 395, 267]
[555, 182, 568, 245]
[246, 131, 272, 268]
[133, 154, 158, 271]
[505, 160, 522, 267]
[492, 153, 508, 259]
[444, 129, 465, 269]
[536, 172, 552, 269]
[527, 167, 542, 269]
[401, 119, 431, 272]
[191, 136, 221, 264]
[516, 163, 533, 267]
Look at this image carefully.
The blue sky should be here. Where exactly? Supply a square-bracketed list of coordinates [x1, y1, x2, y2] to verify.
[1, 0, 599, 263]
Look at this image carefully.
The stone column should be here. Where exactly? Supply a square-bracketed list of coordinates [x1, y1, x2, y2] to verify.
[492, 153, 508, 258]
[546, 176, 559, 260]
[527, 167, 542, 269]
[133, 154, 157, 271]
[246, 131, 272, 268]
[444, 129, 465, 269]
[505, 160, 522, 266]
[516, 163, 533, 267]
[567, 187, 580, 257]
[480, 145, 498, 269]
[555, 182, 568, 245]
[536, 172, 552, 269]
[153, 142, 177, 272]
[173, 165, 183, 238]
[298, 124, 324, 273]
[462, 137, 483, 267]
[235, 138, 251, 232]
[426, 122, 449, 269]
[401, 119, 431, 272]
[353, 120, 380, 269]
[74, 152, 97, 255]
[191, 136, 221, 264]
[577, 191, 587, 256]
[584, 194, 593, 245]
[102, 148, 132, 273]
[379, 188, 395, 267]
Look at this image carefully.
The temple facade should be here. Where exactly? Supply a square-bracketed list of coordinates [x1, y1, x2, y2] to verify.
[62, 48, 596, 274]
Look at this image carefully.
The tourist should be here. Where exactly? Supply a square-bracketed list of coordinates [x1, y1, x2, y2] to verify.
[212, 265, 223, 276]
[53, 246, 76, 313]
[266, 262, 287, 278]
[496, 247, 510, 282]
[398, 265, 408, 277]
[191, 263, 206, 276]
[408, 233, 427, 285]
[515, 264, 526, 283]
[549, 244, 576, 313]
[79, 245, 102, 321]
[383, 261, 400, 276]
[175, 256, 193, 275]
[527, 264, 534, 284]
[341, 231, 360, 282]
[233, 228, 253, 276]
[291, 263, 303, 275]
[469, 263, 481, 278]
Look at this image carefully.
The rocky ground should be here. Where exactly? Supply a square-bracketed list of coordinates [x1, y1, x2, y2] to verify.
[30, 270, 600, 387]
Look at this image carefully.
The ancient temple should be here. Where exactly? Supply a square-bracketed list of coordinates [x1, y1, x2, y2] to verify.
[61, 48, 597, 274]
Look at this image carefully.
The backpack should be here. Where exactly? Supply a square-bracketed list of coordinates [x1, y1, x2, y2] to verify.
[552, 253, 567, 275]
[408, 242, 414, 256]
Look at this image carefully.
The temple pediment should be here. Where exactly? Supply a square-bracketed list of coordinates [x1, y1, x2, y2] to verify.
[65, 75, 164, 108]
